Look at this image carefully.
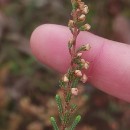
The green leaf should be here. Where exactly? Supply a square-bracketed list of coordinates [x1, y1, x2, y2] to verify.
[73, 58, 81, 64]
[77, 45, 87, 52]
[69, 115, 81, 130]
[71, 78, 80, 88]
[65, 92, 72, 102]
[71, 104, 77, 112]
[50, 117, 59, 130]
[55, 95, 63, 116]
[67, 69, 74, 81]
[72, 2, 78, 10]
[78, 63, 84, 70]
[63, 111, 70, 125]
[76, 21, 85, 29]
[59, 80, 66, 88]
[79, 26, 86, 31]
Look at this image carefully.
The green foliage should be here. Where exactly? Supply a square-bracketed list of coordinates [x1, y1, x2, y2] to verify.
[78, 63, 84, 70]
[65, 92, 72, 102]
[72, 2, 78, 10]
[73, 58, 81, 64]
[67, 69, 73, 81]
[79, 26, 86, 31]
[59, 80, 66, 88]
[71, 78, 80, 88]
[55, 95, 63, 117]
[50, 117, 59, 130]
[77, 45, 87, 52]
[71, 104, 77, 112]
[63, 111, 70, 125]
[69, 115, 81, 130]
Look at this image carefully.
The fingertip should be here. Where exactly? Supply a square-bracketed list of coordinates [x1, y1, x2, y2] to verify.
[30, 24, 71, 72]
[30, 24, 104, 73]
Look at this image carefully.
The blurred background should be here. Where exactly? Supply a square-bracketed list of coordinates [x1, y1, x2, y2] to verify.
[0, 0, 130, 130]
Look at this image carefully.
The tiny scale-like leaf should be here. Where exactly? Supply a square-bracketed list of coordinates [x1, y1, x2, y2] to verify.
[71, 78, 80, 88]
[69, 115, 81, 130]
[55, 95, 63, 115]
[50, 117, 59, 130]
[65, 92, 72, 102]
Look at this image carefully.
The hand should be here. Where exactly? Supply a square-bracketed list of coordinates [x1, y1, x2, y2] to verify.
[30, 24, 130, 102]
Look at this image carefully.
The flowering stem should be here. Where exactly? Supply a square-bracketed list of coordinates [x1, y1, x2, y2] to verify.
[51, 0, 91, 130]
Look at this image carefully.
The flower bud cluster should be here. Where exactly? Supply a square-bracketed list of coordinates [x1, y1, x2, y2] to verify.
[75, 0, 89, 15]
[81, 59, 90, 70]
[61, 0, 91, 97]
[68, 0, 91, 32]
[64, 0, 91, 96]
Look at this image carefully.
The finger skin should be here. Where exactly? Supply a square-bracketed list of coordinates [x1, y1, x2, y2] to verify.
[30, 24, 130, 102]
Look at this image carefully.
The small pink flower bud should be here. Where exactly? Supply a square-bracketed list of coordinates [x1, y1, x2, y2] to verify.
[71, 88, 79, 96]
[75, 70, 82, 77]
[84, 24, 91, 30]
[77, 53, 82, 57]
[84, 62, 89, 69]
[63, 75, 69, 83]
[76, 9, 80, 13]
[81, 59, 85, 64]
[85, 44, 91, 51]
[81, 74, 88, 83]
[80, 24, 91, 31]
[69, 38, 74, 44]
[79, 2, 85, 10]
[68, 20, 74, 28]
[68, 39, 74, 48]
[83, 5, 89, 14]
[78, 14, 86, 22]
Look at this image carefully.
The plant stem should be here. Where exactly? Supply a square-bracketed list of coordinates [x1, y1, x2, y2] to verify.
[51, 0, 91, 129]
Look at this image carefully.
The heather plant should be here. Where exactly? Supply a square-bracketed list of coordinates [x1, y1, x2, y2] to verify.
[50, 0, 91, 130]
